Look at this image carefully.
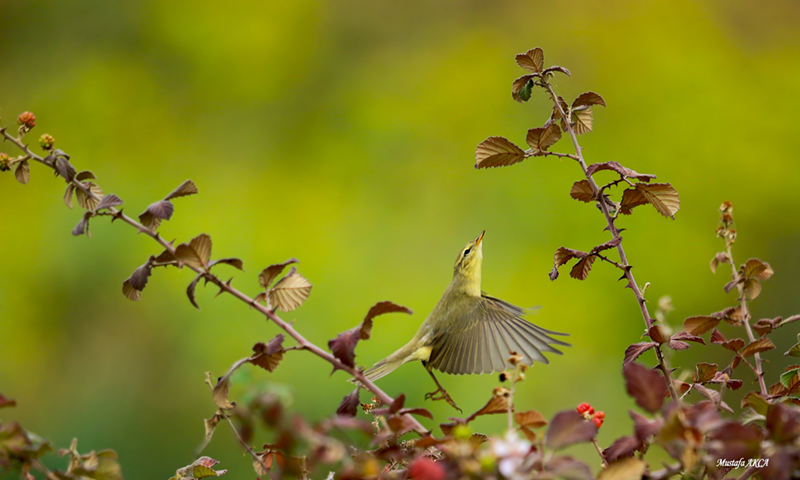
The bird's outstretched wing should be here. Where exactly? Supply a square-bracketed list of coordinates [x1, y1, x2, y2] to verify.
[427, 294, 569, 375]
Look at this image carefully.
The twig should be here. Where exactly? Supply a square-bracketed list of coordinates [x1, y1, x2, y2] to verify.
[725, 243, 768, 396]
[535, 151, 579, 160]
[31, 460, 61, 480]
[591, 438, 608, 468]
[222, 412, 278, 480]
[539, 82, 679, 401]
[1, 127, 431, 437]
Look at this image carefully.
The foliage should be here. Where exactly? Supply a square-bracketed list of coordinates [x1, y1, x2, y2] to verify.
[2, 47, 800, 480]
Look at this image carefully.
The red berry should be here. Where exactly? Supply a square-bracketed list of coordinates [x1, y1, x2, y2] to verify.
[17, 112, 35, 130]
[577, 403, 592, 414]
[592, 417, 603, 428]
[594, 411, 605, 420]
[408, 457, 445, 480]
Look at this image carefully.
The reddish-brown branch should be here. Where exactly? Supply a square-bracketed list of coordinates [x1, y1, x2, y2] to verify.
[1, 127, 431, 437]
[540, 83, 679, 401]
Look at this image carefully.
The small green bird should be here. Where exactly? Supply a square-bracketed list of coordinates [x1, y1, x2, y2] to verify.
[357, 231, 569, 411]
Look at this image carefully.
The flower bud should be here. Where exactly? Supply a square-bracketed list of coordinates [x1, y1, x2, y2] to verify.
[38, 133, 55, 151]
[17, 112, 36, 130]
[0, 153, 10, 172]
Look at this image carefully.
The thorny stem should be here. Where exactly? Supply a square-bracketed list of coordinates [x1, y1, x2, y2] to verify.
[535, 151, 579, 160]
[540, 82, 680, 402]
[591, 439, 608, 468]
[725, 243, 768, 396]
[1, 128, 431, 438]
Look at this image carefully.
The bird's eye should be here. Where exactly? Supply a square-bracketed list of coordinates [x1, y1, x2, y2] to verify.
[464, 248, 471, 256]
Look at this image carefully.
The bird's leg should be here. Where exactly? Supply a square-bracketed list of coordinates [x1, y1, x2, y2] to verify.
[422, 362, 462, 412]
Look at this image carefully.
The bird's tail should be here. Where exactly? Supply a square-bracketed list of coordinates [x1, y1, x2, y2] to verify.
[349, 342, 419, 385]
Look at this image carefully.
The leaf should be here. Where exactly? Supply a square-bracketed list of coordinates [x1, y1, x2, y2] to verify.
[572, 91, 607, 109]
[585, 161, 656, 182]
[623, 342, 656, 368]
[570, 255, 596, 280]
[64, 184, 76, 209]
[602, 435, 640, 464]
[145, 200, 175, 221]
[212, 376, 235, 410]
[209, 258, 244, 271]
[359, 301, 413, 340]
[543, 65, 571, 77]
[526, 124, 562, 152]
[743, 278, 762, 300]
[337, 389, 360, 417]
[249, 335, 285, 373]
[475, 136, 527, 169]
[779, 368, 800, 389]
[259, 258, 299, 289]
[175, 457, 227, 480]
[742, 258, 774, 281]
[624, 362, 667, 413]
[514, 410, 547, 428]
[766, 403, 800, 444]
[570, 180, 595, 202]
[54, 157, 77, 182]
[466, 387, 513, 422]
[95, 194, 123, 211]
[683, 316, 721, 335]
[671, 331, 706, 345]
[597, 458, 646, 480]
[397, 407, 434, 420]
[138, 211, 160, 230]
[648, 325, 668, 344]
[623, 183, 681, 219]
[13, 160, 30, 184]
[741, 392, 770, 416]
[568, 107, 593, 135]
[785, 343, 800, 358]
[710, 252, 729, 274]
[269, 267, 312, 311]
[546, 456, 591, 480]
[0, 394, 17, 409]
[693, 363, 718, 383]
[122, 280, 141, 301]
[741, 337, 775, 357]
[76, 182, 104, 211]
[708, 372, 743, 390]
[175, 234, 213, 270]
[187, 273, 203, 309]
[511, 74, 538, 103]
[75, 170, 96, 181]
[545, 410, 597, 449]
[516, 47, 544, 73]
[165, 179, 199, 200]
[122, 258, 154, 301]
[630, 410, 663, 442]
[72, 211, 94, 237]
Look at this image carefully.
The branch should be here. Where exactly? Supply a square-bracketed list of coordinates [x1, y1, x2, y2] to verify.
[539, 82, 679, 402]
[1, 126, 431, 437]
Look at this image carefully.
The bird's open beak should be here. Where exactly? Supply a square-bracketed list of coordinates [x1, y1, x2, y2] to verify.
[476, 230, 485, 246]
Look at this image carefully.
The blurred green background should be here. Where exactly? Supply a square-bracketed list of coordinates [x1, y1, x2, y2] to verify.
[2, 0, 800, 477]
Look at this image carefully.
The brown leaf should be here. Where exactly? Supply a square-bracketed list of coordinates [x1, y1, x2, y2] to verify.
[708, 372, 743, 391]
[359, 301, 413, 340]
[597, 458, 646, 480]
[693, 363, 718, 383]
[623, 342, 656, 368]
[75, 182, 103, 210]
[671, 331, 706, 345]
[165, 179, 199, 200]
[514, 410, 547, 428]
[175, 234, 213, 270]
[475, 136, 527, 169]
[741, 392, 770, 415]
[138, 211, 160, 230]
[0, 394, 17, 409]
[683, 316, 721, 335]
[602, 435, 640, 463]
[710, 252, 729, 274]
[397, 407, 434, 420]
[526, 123, 562, 152]
[742, 258, 774, 281]
[619, 187, 650, 215]
[75, 170, 96, 181]
[568, 107, 593, 135]
[570, 255, 596, 280]
[516, 47, 544, 73]
[259, 258, 299, 289]
[249, 335, 285, 372]
[648, 325, 668, 344]
[72, 211, 94, 237]
[187, 273, 204, 309]
[743, 278, 762, 300]
[624, 362, 667, 413]
[708, 421, 761, 460]
[710, 328, 726, 344]
[570, 180, 595, 203]
[722, 338, 745, 352]
[269, 267, 312, 311]
[122, 280, 141, 301]
[585, 161, 656, 182]
[15, 160, 30, 184]
[212, 376, 235, 410]
[511, 74, 537, 103]
[572, 91, 607, 109]
[96, 194, 123, 211]
[741, 337, 775, 357]
[543, 65, 571, 77]
[337, 389, 360, 417]
[546, 456, 591, 480]
[145, 200, 174, 221]
[127, 258, 153, 291]
[466, 387, 513, 422]
[630, 410, 663, 441]
[328, 329, 360, 368]
[545, 410, 597, 449]
[208, 258, 244, 271]
[64, 184, 76, 209]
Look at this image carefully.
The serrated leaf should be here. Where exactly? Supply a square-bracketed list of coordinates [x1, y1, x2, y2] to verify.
[545, 410, 597, 449]
[75, 182, 103, 210]
[741, 337, 775, 357]
[511, 74, 538, 103]
[258, 258, 299, 289]
[329, 301, 411, 368]
[570, 179, 595, 202]
[619, 187, 650, 215]
[75, 170, 96, 181]
[693, 363, 718, 383]
[72, 211, 94, 237]
[165, 179, 199, 200]
[543, 65, 571, 77]
[572, 91, 607, 109]
[526, 123, 562, 152]
[563, 107, 593, 135]
[475, 136, 527, 169]
[337, 389, 360, 417]
[175, 234, 213, 270]
[549, 246, 588, 280]
[744, 278, 762, 300]
[466, 387, 513, 422]
[741, 392, 769, 416]
[683, 316, 721, 335]
[208, 258, 244, 271]
[624, 362, 667, 413]
[212, 376, 235, 410]
[598, 458, 646, 480]
[249, 335, 285, 373]
[516, 47, 544, 73]
[64, 184, 76, 208]
[122, 280, 141, 301]
[785, 343, 800, 358]
[585, 161, 656, 182]
[570, 255, 595, 280]
[95, 194, 123, 211]
[514, 410, 547, 428]
[517, 79, 533, 102]
[780, 368, 800, 389]
[623, 342, 656, 368]
[742, 258, 773, 281]
[269, 268, 311, 311]
[54, 157, 76, 182]
[710, 252, 729, 274]
[14, 160, 30, 184]
[146, 200, 174, 221]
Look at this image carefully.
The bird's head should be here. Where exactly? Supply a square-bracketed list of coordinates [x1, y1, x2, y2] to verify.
[453, 231, 484, 291]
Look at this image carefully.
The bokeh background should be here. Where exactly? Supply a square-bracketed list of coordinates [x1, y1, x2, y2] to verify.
[2, 0, 800, 477]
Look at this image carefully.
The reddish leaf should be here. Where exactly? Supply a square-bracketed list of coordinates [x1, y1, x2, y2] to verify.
[545, 410, 598, 449]
[549, 247, 588, 281]
[623, 342, 656, 368]
[630, 410, 663, 442]
[648, 325, 668, 344]
[708, 421, 761, 460]
[624, 362, 667, 413]
[602, 435, 640, 463]
[671, 331, 706, 345]
[165, 179, 198, 200]
[741, 258, 774, 281]
[683, 316, 720, 335]
[0, 394, 16, 409]
[693, 363, 718, 383]
[710, 328, 726, 344]
[572, 91, 607, 109]
[96, 194, 123, 211]
[466, 387, 513, 422]
[337, 389, 360, 417]
[397, 407, 434, 420]
[249, 335, 285, 372]
[741, 337, 775, 357]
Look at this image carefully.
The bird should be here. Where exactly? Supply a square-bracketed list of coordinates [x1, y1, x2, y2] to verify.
[354, 231, 569, 411]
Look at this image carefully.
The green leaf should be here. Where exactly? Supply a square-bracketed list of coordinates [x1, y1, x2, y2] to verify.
[780, 368, 800, 389]
[518, 79, 533, 102]
[785, 343, 800, 358]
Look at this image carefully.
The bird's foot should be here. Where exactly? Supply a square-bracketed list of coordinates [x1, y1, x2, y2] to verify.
[424, 387, 462, 413]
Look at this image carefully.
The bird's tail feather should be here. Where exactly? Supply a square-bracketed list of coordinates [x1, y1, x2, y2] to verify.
[349, 342, 418, 385]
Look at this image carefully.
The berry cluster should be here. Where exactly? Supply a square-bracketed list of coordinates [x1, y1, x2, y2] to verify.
[577, 403, 605, 428]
